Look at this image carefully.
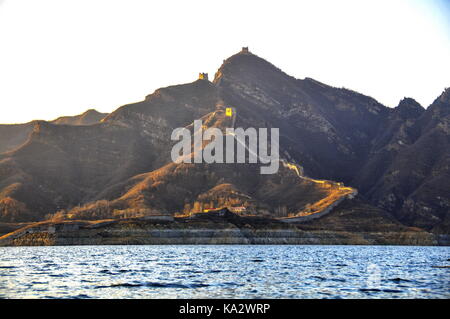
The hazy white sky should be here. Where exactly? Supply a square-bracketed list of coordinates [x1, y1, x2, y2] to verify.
[0, 0, 449, 124]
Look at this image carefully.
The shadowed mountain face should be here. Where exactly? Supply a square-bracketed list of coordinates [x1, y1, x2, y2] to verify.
[0, 109, 108, 155]
[0, 122, 35, 154]
[356, 91, 450, 231]
[214, 51, 390, 182]
[0, 49, 448, 232]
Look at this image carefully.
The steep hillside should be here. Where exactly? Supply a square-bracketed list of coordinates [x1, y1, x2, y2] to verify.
[0, 80, 228, 221]
[64, 108, 355, 220]
[357, 90, 450, 230]
[0, 48, 448, 234]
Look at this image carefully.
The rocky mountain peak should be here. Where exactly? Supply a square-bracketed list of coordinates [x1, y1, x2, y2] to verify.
[213, 48, 292, 85]
[437, 87, 450, 104]
[394, 97, 424, 119]
[83, 109, 102, 115]
[425, 87, 450, 119]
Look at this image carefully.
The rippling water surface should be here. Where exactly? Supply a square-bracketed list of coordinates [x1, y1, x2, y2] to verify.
[0, 245, 448, 299]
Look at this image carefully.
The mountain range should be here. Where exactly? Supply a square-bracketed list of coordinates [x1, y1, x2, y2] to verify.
[0, 48, 448, 236]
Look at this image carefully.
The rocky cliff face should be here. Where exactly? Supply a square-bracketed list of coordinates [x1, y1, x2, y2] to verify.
[353, 91, 450, 230]
[0, 49, 448, 235]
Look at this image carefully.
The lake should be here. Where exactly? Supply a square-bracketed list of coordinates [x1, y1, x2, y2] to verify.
[0, 245, 448, 299]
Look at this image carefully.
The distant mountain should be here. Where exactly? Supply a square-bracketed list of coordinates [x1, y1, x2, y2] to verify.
[0, 48, 448, 235]
[51, 109, 107, 126]
[0, 122, 35, 154]
[0, 109, 108, 155]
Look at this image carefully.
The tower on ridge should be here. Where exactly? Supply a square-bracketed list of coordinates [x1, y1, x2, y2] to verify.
[198, 73, 209, 81]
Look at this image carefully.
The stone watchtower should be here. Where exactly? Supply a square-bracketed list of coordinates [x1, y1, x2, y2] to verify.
[198, 73, 209, 81]
[241, 47, 249, 53]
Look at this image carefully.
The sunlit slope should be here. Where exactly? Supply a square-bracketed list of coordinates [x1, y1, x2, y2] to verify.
[0, 48, 447, 232]
[64, 108, 356, 220]
[0, 81, 221, 222]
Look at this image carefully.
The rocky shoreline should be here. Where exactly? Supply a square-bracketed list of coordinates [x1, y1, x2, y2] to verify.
[0, 213, 446, 246]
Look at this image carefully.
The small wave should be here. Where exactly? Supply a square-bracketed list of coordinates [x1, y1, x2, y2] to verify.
[318, 291, 333, 296]
[72, 294, 92, 299]
[0, 266, 15, 269]
[359, 288, 381, 292]
[217, 282, 245, 287]
[103, 283, 142, 288]
[150, 282, 210, 289]
[99, 269, 122, 275]
[251, 259, 264, 263]
[311, 276, 327, 281]
[81, 279, 95, 283]
[431, 265, 450, 269]
[389, 277, 411, 283]
[360, 288, 403, 293]
[331, 278, 346, 283]
[96, 282, 210, 289]
[382, 289, 403, 293]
